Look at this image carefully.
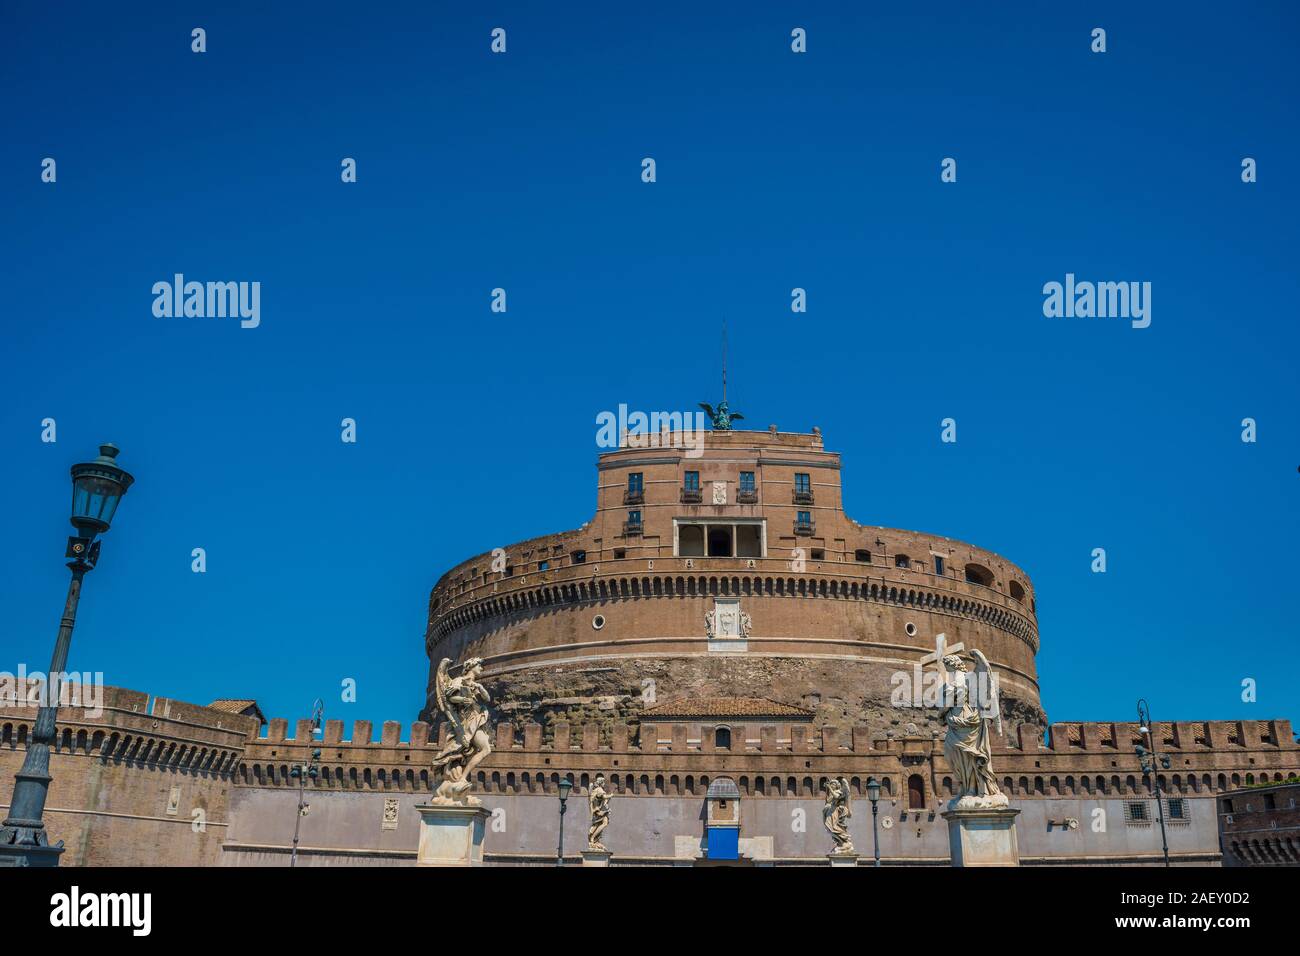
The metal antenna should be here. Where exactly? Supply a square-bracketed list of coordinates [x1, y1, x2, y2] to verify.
[722, 320, 727, 402]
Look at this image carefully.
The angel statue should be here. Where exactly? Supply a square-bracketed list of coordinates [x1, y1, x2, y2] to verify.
[822, 776, 854, 854]
[699, 400, 744, 431]
[587, 773, 611, 851]
[938, 651, 1008, 809]
[429, 657, 493, 806]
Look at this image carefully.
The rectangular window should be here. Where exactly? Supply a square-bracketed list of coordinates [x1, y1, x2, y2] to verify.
[613, 548, 626, 559]
[1125, 801, 1149, 823]
[627, 510, 641, 525]
[538, 560, 549, 571]
[1167, 798, 1186, 820]
[627, 472, 643, 493]
[810, 549, 825, 561]
[739, 471, 755, 492]
[854, 549, 871, 562]
[794, 473, 810, 494]
[797, 511, 811, 525]
[684, 471, 699, 490]
[571, 550, 586, 564]
[934, 556, 945, 576]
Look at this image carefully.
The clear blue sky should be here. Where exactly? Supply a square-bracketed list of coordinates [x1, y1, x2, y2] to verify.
[2, 2, 1296, 736]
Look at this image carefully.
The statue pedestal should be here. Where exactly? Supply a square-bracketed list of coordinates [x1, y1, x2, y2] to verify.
[942, 805, 1021, 867]
[581, 848, 613, 867]
[827, 851, 859, 868]
[415, 804, 490, 866]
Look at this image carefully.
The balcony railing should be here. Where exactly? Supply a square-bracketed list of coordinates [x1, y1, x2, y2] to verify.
[793, 489, 814, 505]
[623, 489, 644, 505]
[736, 489, 758, 504]
[623, 520, 643, 535]
[680, 487, 702, 504]
[794, 520, 815, 536]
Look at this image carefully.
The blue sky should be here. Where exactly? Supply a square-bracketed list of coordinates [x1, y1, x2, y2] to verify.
[2, 2, 1297, 736]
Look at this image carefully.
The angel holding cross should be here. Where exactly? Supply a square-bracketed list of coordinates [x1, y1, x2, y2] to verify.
[936, 647, 1008, 809]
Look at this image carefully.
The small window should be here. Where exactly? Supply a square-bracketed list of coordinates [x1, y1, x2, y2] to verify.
[1264, 793, 1276, 810]
[715, 727, 732, 749]
[797, 510, 811, 525]
[794, 473, 811, 494]
[684, 471, 700, 491]
[1126, 801, 1149, 823]
[627, 510, 641, 525]
[571, 550, 586, 564]
[538, 560, 549, 571]
[810, 549, 825, 561]
[1223, 798, 1234, 814]
[933, 556, 945, 576]
[627, 472, 643, 493]
[1009, 580, 1026, 602]
[739, 471, 755, 492]
[613, 548, 626, 559]
[1167, 798, 1186, 820]
[895, 554, 910, 569]
[964, 563, 994, 587]
[854, 549, 871, 562]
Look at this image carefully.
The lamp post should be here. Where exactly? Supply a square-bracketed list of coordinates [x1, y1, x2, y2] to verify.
[1135, 698, 1172, 868]
[288, 699, 324, 868]
[866, 776, 882, 867]
[556, 776, 573, 866]
[0, 444, 134, 867]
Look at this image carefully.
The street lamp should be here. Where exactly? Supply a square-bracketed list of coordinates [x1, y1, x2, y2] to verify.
[0, 444, 134, 867]
[866, 777, 882, 867]
[556, 776, 573, 866]
[1135, 698, 1172, 868]
[289, 699, 324, 868]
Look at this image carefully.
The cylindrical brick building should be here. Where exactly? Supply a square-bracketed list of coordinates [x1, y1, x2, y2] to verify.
[424, 427, 1044, 742]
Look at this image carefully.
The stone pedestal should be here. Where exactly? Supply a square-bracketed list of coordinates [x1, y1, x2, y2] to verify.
[827, 851, 860, 868]
[415, 804, 490, 866]
[942, 805, 1021, 867]
[581, 847, 613, 867]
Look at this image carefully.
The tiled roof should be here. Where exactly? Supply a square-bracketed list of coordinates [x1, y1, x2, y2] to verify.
[641, 696, 813, 719]
[208, 699, 266, 723]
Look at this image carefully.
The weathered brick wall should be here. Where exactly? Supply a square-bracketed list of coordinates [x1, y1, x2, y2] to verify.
[0, 686, 255, 865]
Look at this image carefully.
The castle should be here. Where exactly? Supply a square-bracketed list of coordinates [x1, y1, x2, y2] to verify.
[2, 426, 1297, 865]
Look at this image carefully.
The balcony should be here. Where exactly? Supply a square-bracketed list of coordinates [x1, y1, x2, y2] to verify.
[793, 489, 815, 505]
[794, 519, 815, 536]
[736, 489, 758, 504]
[680, 487, 703, 504]
[623, 519, 643, 536]
[623, 489, 644, 505]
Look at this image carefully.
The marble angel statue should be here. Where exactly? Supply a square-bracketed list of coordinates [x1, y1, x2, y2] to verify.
[429, 657, 493, 805]
[939, 650, 1008, 809]
[822, 776, 854, 854]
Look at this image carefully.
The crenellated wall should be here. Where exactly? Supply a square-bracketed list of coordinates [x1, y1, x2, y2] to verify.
[0, 684, 255, 866]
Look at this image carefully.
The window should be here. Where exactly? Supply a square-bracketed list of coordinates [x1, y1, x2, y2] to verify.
[1167, 798, 1187, 820]
[707, 526, 734, 557]
[1009, 580, 1025, 602]
[854, 549, 871, 562]
[810, 549, 824, 561]
[908, 774, 925, 809]
[933, 556, 944, 575]
[1223, 798, 1234, 814]
[571, 550, 586, 564]
[627, 510, 641, 525]
[715, 727, 732, 749]
[1125, 801, 1149, 823]
[964, 563, 994, 587]
[895, 554, 910, 569]
[538, 560, 549, 571]
[1264, 793, 1276, 810]
[684, 471, 700, 490]
[739, 471, 755, 492]
[796, 510, 812, 526]
[794, 473, 810, 494]
[613, 548, 626, 559]
[627, 472, 643, 493]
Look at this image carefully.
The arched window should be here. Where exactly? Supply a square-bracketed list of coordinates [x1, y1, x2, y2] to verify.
[1009, 581, 1026, 602]
[908, 774, 925, 809]
[714, 726, 732, 750]
[964, 563, 994, 587]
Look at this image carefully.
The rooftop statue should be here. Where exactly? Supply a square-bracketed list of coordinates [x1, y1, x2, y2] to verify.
[699, 400, 744, 431]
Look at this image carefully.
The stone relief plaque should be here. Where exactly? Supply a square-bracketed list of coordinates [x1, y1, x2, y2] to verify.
[712, 481, 727, 505]
[382, 797, 400, 830]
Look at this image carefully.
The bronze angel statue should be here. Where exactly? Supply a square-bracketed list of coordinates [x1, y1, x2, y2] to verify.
[822, 776, 854, 854]
[699, 400, 744, 431]
[430, 657, 493, 805]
